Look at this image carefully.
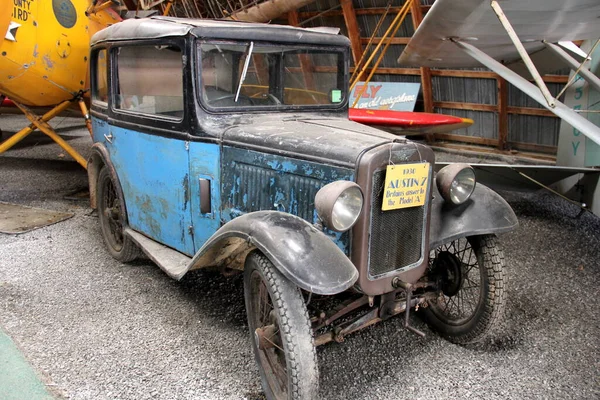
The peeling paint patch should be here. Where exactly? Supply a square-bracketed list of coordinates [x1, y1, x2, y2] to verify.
[266, 160, 299, 173]
[42, 54, 54, 70]
[183, 174, 189, 211]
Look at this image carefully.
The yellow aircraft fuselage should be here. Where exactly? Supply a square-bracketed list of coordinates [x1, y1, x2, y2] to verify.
[0, 0, 119, 106]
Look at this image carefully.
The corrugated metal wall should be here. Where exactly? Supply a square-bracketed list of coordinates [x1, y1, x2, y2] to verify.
[294, 0, 565, 151]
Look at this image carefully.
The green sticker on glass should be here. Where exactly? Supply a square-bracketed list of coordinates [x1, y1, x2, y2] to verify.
[330, 89, 342, 103]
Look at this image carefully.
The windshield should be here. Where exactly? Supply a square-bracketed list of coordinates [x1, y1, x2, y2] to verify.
[198, 42, 347, 110]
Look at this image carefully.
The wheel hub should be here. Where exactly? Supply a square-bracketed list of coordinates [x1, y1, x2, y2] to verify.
[433, 251, 464, 297]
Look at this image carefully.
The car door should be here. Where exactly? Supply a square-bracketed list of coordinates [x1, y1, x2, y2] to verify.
[104, 42, 195, 256]
[188, 142, 221, 251]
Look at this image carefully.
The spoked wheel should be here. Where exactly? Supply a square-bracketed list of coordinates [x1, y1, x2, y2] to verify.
[423, 234, 507, 344]
[244, 252, 318, 400]
[97, 167, 139, 262]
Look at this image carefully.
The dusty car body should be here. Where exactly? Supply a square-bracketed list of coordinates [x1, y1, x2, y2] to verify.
[88, 16, 518, 400]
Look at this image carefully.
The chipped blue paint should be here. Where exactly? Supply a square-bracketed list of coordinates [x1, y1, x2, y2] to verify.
[289, 188, 298, 215]
[188, 142, 221, 250]
[273, 189, 285, 207]
[301, 164, 314, 175]
[325, 230, 349, 255]
[267, 160, 299, 174]
[91, 117, 195, 256]
[221, 146, 354, 255]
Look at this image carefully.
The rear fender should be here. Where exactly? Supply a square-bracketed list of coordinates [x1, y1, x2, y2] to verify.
[187, 211, 358, 295]
[87, 143, 125, 215]
[429, 183, 518, 248]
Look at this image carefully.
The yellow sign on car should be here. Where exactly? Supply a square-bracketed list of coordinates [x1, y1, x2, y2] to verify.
[382, 163, 430, 211]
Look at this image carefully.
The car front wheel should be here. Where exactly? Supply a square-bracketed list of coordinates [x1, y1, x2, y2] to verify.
[423, 234, 507, 344]
[244, 251, 318, 400]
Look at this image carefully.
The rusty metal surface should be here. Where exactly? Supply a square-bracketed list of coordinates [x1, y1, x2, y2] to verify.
[352, 141, 435, 295]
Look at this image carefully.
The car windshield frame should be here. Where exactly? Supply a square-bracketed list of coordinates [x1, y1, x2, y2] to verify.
[196, 40, 349, 112]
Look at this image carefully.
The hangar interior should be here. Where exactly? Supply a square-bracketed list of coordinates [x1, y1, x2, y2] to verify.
[1, 1, 599, 400]
[156, 0, 573, 159]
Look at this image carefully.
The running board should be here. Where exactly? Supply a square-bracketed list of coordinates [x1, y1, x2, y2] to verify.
[125, 228, 191, 280]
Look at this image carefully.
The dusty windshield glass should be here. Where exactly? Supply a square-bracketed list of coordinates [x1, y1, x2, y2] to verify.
[199, 42, 346, 109]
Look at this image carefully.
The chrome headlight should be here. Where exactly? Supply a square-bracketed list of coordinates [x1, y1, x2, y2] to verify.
[436, 164, 476, 205]
[315, 181, 363, 232]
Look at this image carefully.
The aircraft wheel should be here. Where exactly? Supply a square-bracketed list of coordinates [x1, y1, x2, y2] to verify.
[244, 251, 319, 400]
[97, 167, 139, 262]
[424, 234, 507, 344]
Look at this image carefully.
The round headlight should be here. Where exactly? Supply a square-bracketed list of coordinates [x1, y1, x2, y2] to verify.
[315, 181, 363, 232]
[436, 164, 476, 205]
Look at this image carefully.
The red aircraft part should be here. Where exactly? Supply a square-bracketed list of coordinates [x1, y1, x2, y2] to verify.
[349, 108, 473, 134]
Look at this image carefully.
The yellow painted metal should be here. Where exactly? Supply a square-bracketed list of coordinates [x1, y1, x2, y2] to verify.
[349, 4, 391, 86]
[163, 0, 174, 16]
[14, 102, 88, 169]
[86, 0, 115, 14]
[0, 100, 87, 169]
[0, 124, 35, 154]
[0, 99, 73, 153]
[0, 0, 119, 107]
[0, 3, 12, 47]
[78, 98, 93, 137]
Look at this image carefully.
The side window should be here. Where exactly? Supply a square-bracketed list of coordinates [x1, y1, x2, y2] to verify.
[92, 49, 108, 105]
[116, 45, 184, 119]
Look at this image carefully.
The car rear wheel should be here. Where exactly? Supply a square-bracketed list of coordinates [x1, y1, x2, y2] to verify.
[244, 252, 318, 400]
[97, 167, 139, 262]
[423, 234, 507, 344]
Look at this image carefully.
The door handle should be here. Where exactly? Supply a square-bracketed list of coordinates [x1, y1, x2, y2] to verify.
[104, 133, 113, 143]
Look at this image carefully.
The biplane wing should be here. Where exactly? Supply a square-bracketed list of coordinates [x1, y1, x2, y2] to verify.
[436, 162, 599, 192]
[398, 0, 600, 146]
[399, 0, 600, 215]
[399, 0, 600, 70]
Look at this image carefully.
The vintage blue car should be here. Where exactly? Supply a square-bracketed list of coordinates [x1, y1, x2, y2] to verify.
[87, 17, 517, 400]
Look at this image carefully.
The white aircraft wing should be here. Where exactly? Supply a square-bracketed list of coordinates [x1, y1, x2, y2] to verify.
[436, 162, 598, 191]
[399, 0, 600, 146]
[399, 0, 600, 69]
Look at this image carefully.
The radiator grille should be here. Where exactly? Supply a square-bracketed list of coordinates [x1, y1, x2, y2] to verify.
[368, 169, 425, 278]
[231, 163, 321, 222]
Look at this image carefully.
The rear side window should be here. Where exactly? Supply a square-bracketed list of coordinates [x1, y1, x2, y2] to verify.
[115, 45, 184, 119]
[92, 49, 108, 104]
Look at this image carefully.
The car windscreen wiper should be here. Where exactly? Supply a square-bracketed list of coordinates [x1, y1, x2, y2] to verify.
[235, 41, 254, 102]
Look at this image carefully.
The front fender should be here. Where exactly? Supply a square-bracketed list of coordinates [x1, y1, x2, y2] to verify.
[429, 183, 518, 248]
[188, 211, 358, 295]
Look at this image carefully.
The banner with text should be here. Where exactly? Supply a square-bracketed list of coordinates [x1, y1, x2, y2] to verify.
[350, 81, 420, 111]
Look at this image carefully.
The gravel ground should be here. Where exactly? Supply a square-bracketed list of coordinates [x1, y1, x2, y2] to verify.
[0, 114, 599, 399]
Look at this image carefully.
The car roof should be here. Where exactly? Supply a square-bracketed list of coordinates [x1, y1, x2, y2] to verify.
[91, 16, 350, 48]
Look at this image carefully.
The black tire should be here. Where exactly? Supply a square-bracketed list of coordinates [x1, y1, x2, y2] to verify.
[423, 234, 507, 344]
[97, 167, 139, 262]
[244, 252, 318, 400]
